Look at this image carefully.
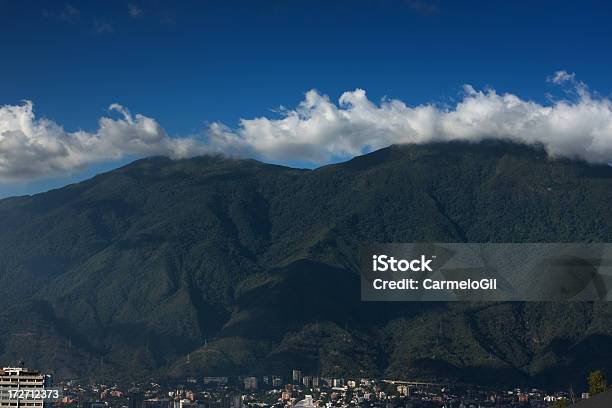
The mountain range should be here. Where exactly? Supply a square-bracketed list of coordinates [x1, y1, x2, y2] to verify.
[1, 140, 612, 389]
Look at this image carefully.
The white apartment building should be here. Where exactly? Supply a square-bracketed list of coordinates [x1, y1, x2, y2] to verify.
[0, 367, 50, 408]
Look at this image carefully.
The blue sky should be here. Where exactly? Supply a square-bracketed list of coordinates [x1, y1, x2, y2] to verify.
[2, 0, 612, 197]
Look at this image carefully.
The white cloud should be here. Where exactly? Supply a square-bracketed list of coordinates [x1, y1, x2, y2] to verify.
[2, 72, 612, 182]
[208, 73, 612, 165]
[0, 102, 206, 181]
[549, 70, 576, 85]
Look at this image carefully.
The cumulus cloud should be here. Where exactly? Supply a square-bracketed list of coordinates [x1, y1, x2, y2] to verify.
[2, 72, 612, 182]
[0, 102, 206, 181]
[208, 72, 612, 165]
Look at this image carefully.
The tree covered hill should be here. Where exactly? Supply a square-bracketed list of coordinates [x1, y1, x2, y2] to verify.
[1, 141, 612, 388]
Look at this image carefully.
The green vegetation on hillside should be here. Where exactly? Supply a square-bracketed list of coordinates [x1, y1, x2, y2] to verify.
[1, 141, 612, 388]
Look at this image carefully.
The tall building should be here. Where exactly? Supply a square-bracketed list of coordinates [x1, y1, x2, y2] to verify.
[243, 377, 257, 391]
[292, 370, 302, 385]
[332, 378, 344, 388]
[0, 367, 51, 408]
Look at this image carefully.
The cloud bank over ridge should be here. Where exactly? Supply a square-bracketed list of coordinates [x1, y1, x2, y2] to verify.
[209, 71, 612, 165]
[0, 102, 207, 181]
[1, 71, 612, 182]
